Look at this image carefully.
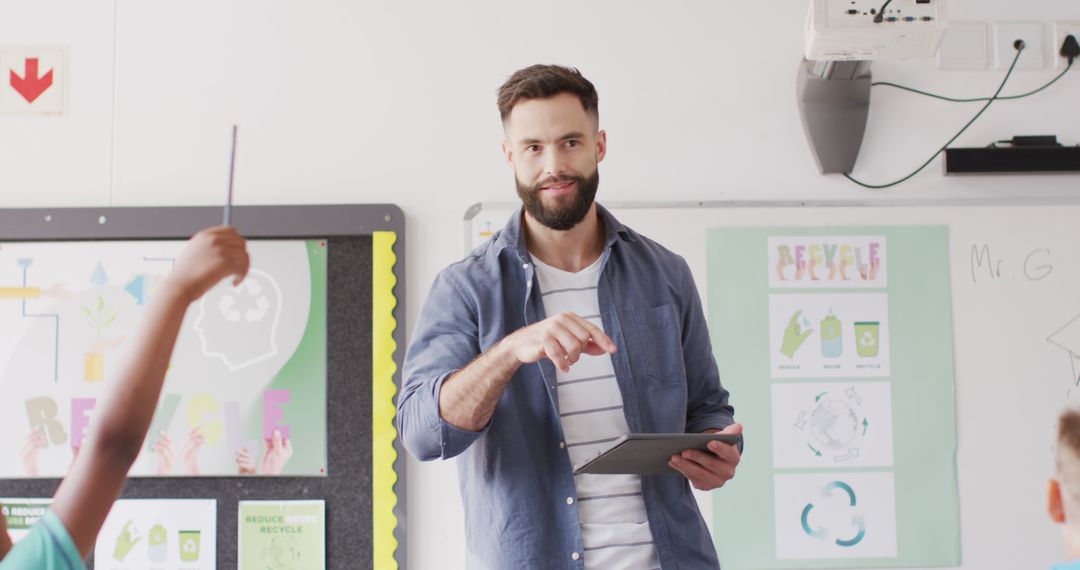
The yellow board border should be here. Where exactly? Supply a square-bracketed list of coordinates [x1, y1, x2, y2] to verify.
[373, 231, 400, 569]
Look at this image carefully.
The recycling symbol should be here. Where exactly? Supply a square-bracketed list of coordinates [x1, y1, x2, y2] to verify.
[183, 539, 198, 553]
[859, 331, 877, 348]
[217, 277, 271, 323]
[800, 481, 866, 547]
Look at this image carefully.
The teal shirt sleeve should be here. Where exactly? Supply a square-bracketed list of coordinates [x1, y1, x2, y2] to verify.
[1, 510, 85, 570]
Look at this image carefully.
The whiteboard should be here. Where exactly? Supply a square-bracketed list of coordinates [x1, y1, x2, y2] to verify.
[466, 200, 1080, 570]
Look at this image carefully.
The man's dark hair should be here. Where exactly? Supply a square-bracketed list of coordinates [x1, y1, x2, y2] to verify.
[497, 64, 599, 124]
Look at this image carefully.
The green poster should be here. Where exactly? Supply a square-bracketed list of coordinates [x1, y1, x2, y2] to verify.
[707, 227, 959, 569]
[239, 500, 326, 570]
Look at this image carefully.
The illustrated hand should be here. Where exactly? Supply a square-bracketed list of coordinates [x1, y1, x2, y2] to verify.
[236, 447, 257, 475]
[503, 312, 616, 373]
[167, 226, 250, 303]
[780, 310, 813, 358]
[668, 423, 743, 491]
[21, 426, 46, 477]
[775, 257, 788, 281]
[181, 426, 205, 475]
[839, 257, 850, 281]
[153, 430, 175, 475]
[260, 430, 293, 475]
[808, 257, 819, 281]
[869, 257, 880, 281]
[112, 520, 142, 562]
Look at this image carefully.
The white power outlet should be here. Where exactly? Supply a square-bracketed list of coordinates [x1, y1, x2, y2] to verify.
[938, 21, 990, 70]
[994, 22, 1046, 70]
[1053, 21, 1080, 70]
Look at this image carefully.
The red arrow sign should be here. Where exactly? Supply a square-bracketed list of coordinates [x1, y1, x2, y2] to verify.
[10, 58, 54, 103]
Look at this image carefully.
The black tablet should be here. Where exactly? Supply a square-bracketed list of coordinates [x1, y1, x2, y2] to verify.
[573, 433, 743, 475]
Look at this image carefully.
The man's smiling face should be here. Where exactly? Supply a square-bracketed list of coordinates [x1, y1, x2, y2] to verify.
[503, 92, 606, 231]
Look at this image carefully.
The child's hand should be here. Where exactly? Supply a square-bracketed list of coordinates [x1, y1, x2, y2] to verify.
[168, 226, 249, 303]
[181, 427, 205, 476]
[152, 431, 174, 475]
[21, 426, 46, 477]
[260, 430, 293, 475]
[236, 447, 257, 475]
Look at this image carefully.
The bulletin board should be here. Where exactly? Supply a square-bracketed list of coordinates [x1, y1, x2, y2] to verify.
[0, 204, 406, 569]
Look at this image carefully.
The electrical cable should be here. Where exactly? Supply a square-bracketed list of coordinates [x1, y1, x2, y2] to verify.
[843, 42, 1024, 190]
[872, 0, 893, 23]
[871, 34, 1078, 102]
[872, 61, 1073, 103]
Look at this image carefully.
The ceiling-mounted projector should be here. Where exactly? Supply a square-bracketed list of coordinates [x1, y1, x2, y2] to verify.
[806, 0, 947, 61]
[798, 0, 948, 174]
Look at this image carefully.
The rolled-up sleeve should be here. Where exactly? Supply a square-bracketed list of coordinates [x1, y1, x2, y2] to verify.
[677, 258, 736, 437]
[397, 268, 488, 460]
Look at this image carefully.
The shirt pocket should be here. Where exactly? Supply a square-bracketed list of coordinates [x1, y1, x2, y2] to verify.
[631, 304, 685, 384]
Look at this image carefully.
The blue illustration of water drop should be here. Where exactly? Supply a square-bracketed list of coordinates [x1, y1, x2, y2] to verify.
[90, 262, 108, 286]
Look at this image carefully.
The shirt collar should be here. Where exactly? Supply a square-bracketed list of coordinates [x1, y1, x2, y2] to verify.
[494, 202, 635, 261]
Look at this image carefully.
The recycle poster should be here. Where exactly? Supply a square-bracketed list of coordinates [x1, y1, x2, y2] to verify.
[238, 500, 326, 570]
[707, 227, 959, 568]
[0, 240, 327, 477]
[94, 499, 217, 569]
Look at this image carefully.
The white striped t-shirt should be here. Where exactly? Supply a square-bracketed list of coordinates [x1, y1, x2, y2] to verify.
[532, 254, 661, 570]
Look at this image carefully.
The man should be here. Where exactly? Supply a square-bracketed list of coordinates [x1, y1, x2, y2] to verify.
[398, 64, 740, 569]
[1051, 408, 1080, 569]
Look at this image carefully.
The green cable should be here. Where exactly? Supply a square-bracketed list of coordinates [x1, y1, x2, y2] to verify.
[843, 46, 1025, 190]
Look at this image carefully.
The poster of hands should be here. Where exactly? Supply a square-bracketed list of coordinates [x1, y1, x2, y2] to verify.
[0, 240, 328, 477]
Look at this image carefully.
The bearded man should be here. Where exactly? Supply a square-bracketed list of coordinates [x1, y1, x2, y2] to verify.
[398, 64, 742, 570]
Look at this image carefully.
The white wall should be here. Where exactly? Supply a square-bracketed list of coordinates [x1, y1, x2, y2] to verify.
[1, 1, 1079, 568]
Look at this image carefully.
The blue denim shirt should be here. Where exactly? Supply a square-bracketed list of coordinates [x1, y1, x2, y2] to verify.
[398, 204, 735, 569]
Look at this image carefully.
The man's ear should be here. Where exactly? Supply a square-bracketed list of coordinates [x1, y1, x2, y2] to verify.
[501, 139, 514, 167]
[596, 129, 607, 163]
[1050, 478, 1067, 524]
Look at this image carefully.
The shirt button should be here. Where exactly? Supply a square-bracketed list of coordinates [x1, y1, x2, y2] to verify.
[566, 497, 574, 505]
[571, 552, 580, 561]
[523, 263, 530, 269]
[559, 441, 566, 449]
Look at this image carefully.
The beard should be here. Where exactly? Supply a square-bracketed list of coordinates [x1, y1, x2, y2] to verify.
[516, 169, 600, 231]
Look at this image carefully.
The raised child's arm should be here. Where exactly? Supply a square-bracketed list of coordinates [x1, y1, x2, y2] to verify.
[50, 226, 248, 557]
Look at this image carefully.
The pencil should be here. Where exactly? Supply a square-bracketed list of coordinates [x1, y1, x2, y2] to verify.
[225, 124, 238, 226]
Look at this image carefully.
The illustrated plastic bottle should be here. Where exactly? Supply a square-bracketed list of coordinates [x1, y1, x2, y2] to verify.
[821, 313, 843, 358]
[148, 522, 167, 562]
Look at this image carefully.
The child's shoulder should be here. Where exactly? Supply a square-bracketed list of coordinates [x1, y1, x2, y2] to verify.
[0, 511, 84, 570]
